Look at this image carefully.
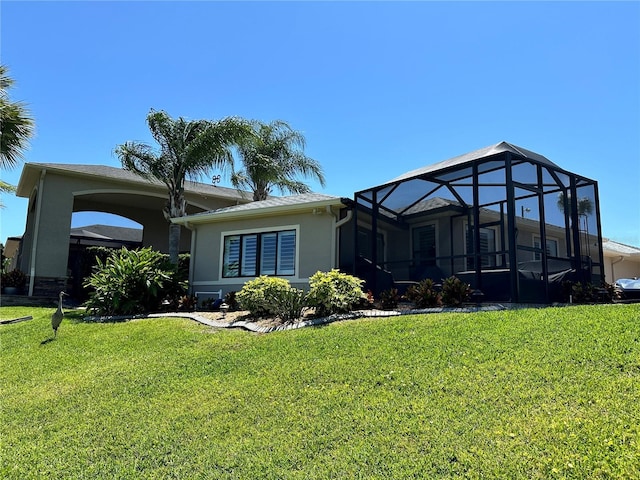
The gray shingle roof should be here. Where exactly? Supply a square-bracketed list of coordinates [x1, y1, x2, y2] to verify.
[190, 193, 343, 217]
[174, 193, 348, 225]
[70, 224, 143, 243]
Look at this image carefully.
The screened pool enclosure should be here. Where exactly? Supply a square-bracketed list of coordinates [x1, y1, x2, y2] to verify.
[352, 142, 604, 303]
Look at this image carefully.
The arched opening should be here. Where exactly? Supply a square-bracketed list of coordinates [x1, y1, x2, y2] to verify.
[72, 211, 142, 231]
[68, 211, 144, 300]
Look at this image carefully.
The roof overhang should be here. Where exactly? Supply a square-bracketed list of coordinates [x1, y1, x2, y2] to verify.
[16, 162, 251, 203]
[172, 197, 350, 226]
[602, 240, 640, 258]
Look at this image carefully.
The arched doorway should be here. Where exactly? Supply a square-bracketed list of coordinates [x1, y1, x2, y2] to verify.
[67, 212, 144, 299]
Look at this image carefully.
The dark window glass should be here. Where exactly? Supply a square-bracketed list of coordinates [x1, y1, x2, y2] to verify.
[223, 230, 296, 277]
[413, 225, 436, 266]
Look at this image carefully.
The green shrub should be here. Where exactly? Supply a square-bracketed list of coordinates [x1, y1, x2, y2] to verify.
[379, 288, 401, 310]
[83, 247, 178, 315]
[307, 269, 366, 317]
[562, 280, 613, 304]
[77, 246, 121, 301]
[269, 287, 308, 323]
[406, 278, 442, 308]
[441, 276, 471, 306]
[1, 268, 27, 289]
[79, 248, 189, 305]
[161, 253, 190, 310]
[236, 276, 293, 317]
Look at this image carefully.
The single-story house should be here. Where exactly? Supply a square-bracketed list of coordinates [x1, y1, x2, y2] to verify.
[174, 142, 605, 304]
[602, 239, 640, 282]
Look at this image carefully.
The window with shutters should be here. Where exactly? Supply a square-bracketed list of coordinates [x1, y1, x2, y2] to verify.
[465, 225, 497, 269]
[222, 229, 296, 278]
[533, 236, 558, 261]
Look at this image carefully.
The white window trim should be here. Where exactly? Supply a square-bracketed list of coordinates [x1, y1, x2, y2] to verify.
[462, 220, 501, 255]
[462, 220, 499, 268]
[218, 224, 301, 284]
[533, 235, 559, 260]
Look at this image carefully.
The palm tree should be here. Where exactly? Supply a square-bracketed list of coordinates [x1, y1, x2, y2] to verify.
[0, 64, 35, 196]
[116, 109, 251, 263]
[557, 191, 593, 218]
[557, 191, 595, 255]
[231, 120, 326, 201]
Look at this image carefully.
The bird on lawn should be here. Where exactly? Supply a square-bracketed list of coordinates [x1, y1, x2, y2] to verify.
[51, 291, 67, 338]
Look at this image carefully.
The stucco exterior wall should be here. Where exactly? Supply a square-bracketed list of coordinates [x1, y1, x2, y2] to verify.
[16, 164, 247, 296]
[604, 255, 640, 283]
[189, 210, 339, 296]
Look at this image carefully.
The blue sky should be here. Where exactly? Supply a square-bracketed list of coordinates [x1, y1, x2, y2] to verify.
[2, 1, 639, 247]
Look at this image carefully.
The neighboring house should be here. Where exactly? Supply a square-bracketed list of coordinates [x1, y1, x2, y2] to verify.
[1, 236, 22, 271]
[14, 163, 251, 296]
[602, 239, 640, 282]
[176, 142, 605, 304]
[67, 224, 144, 298]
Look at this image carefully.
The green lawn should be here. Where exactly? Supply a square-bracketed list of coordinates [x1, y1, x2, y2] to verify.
[1, 304, 639, 479]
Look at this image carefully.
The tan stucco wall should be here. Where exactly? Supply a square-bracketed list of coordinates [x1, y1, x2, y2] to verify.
[19, 173, 74, 278]
[189, 210, 338, 295]
[604, 255, 640, 282]
[17, 167, 244, 295]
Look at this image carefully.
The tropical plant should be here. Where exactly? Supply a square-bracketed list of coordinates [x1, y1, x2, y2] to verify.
[224, 291, 239, 311]
[0, 64, 35, 197]
[231, 120, 326, 201]
[562, 280, 612, 304]
[268, 287, 308, 323]
[115, 109, 251, 263]
[1, 268, 27, 289]
[83, 247, 181, 315]
[378, 288, 401, 310]
[440, 276, 471, 307]
[307, 269, 366, 317]
[406, 278, 442, 308]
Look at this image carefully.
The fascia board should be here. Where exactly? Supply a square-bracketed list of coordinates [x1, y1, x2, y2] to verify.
[172, 198, 346, 225]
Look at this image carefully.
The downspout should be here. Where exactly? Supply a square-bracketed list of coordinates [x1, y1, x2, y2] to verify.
[610, 255, 624, 283]
[28, 169, 46, 296]
[328, 205, 353, 268]
[181, 220, 196, 293]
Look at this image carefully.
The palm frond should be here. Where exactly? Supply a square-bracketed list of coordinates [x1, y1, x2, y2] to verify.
[232, 119, 325, 199]
[0, 68, 35, 169]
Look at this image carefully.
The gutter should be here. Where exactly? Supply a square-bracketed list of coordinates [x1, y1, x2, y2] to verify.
[610, 255, 624, 282]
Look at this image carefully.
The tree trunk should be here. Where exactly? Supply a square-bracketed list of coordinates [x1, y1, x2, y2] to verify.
[169, 222, 181, 265]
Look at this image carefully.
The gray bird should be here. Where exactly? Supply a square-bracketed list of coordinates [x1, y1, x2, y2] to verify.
[52, 291, 67, 337]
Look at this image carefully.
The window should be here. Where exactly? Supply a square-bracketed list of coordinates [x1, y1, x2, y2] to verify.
[412, 224, 436, 266]
[466, 225, 496, 269]
[358, 227, 385, 262]
[223, 229, 296, 277]
[533, 236, 558, 260]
